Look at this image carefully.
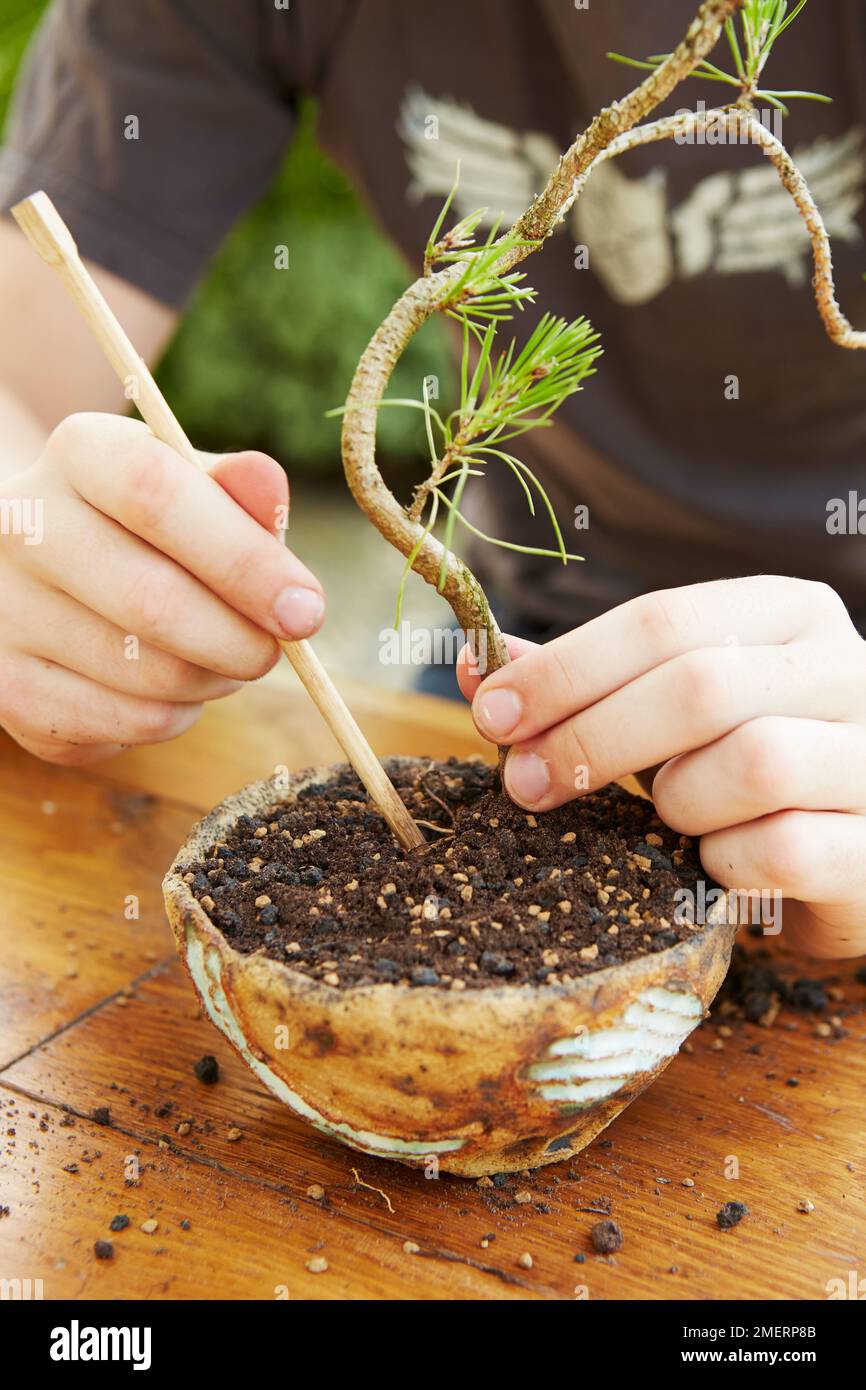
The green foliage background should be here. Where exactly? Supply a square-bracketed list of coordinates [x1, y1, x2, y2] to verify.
[0, 0, 449, 474]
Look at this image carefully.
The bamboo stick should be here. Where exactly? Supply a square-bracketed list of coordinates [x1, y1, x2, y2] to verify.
[12, 190, 425, 851]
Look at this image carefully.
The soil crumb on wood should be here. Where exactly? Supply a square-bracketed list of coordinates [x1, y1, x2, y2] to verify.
[193, 1055, 219, 1085]
[590, 1218, 624, 1253]
[716, 1201, 749, 1230]
[179, 759, 713, 991]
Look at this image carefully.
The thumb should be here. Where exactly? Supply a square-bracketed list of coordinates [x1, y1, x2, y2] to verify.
[456, 633, 538, 702]
[204, 450, 289, 539]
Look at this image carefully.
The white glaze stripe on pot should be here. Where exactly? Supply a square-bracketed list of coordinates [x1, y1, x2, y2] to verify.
[185, 932, 464, 1158]
[527, 986, 703, 1106]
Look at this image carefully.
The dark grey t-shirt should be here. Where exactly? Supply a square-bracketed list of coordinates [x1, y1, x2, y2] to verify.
[3, 0, 866, 637]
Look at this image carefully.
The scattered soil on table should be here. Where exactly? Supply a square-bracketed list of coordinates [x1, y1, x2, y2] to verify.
[180, 759, 714, 990]
[713, 943, 858, 1037]
[718, 944, 828, 1023]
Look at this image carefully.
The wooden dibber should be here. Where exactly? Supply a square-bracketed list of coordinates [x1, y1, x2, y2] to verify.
[12, 190, 425, 851]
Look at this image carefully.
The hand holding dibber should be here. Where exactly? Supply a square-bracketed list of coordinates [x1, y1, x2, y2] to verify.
[12, 191, 425, 851]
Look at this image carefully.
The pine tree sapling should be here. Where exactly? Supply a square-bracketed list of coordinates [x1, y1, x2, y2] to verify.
[339, 0, 865, 690]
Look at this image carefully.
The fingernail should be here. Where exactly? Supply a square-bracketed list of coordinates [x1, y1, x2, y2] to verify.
[475, 687, 523, 739]
[273, 586, 325, 639]
[505, 751, 550, 807]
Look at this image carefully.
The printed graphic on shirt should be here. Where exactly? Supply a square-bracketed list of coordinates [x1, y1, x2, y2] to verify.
[399, 85, 866, 306]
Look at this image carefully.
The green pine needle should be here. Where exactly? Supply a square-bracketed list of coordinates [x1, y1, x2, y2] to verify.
[609, 1, 828, 105]
[432, 488, 583, 563]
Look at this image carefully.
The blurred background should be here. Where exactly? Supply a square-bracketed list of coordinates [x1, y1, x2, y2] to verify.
[0, 0, 451, 687]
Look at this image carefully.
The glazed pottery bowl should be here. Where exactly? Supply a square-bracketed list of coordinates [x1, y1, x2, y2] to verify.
[163, 758, 738, 1178]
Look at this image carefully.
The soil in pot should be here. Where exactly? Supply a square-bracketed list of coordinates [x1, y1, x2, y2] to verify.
[178, 758, 716, 990]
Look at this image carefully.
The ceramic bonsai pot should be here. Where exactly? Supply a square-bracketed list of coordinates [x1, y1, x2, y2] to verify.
[163, 758, 738, 1178]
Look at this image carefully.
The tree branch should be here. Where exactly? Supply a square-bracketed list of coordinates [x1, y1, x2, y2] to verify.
[743, 111, 866, 350]
[502, 0, 743, 262]
[573, 102, 866, 351]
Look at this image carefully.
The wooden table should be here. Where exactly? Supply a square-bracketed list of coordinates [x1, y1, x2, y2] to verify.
[1, 677, 864, 1301]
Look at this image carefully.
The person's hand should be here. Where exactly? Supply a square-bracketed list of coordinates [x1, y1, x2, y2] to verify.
[0, 413, 325, 765]
[457, 576, 866, 959]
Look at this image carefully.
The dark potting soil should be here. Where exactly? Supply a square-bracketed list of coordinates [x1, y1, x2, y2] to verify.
[716, 1201, 749, 1230]
[590, 1218, 624, 1254]
[714, 944, 835, 1024]
[179, 758, 714, 991]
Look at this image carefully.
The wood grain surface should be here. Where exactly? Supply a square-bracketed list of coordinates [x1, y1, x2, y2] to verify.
[1, 678, 864, 1300]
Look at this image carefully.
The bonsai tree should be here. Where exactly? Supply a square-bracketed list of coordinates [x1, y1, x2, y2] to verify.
[337, 0, 863, 684]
